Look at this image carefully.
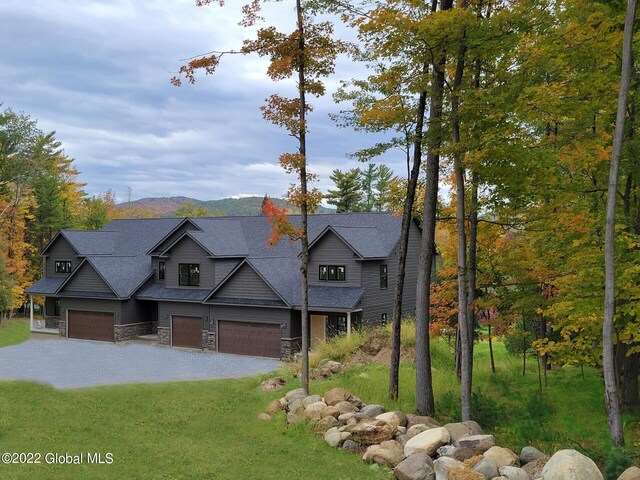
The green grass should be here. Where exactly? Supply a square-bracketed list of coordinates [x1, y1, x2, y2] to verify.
[0, 319, 30, 347]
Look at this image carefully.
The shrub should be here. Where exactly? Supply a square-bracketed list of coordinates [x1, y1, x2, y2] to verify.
[309, 329, 368, 368]
[603, 449, 632, 480]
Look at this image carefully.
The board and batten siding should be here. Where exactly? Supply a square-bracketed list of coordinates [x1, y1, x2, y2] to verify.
[213, 263, 281, 301]
[164, 236, 214, 289]
[308, 231, 361, 287]
[45, 236, 78, 277]
[209, 305, 290, 337]
[158, 302, 209, 329]
[61, 262, 112, 293]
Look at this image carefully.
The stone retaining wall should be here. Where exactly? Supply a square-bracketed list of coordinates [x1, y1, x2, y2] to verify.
[58, 319, 66, 337]
[114, 322, 154, 342]
[45, 316, 60, 329]
[281, 337, 301, 357]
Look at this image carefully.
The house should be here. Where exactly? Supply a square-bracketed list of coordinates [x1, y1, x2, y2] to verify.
[25, 213, 423, 358]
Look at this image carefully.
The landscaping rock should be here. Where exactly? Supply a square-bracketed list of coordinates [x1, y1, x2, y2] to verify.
[520, 446, 547, 465]
[267, 399, 283, 416]
[395, 434, 410, 447]
[322, 405, 340, 418]
[541, 449, 603, 480]
[434, 457, 481, 480]
[311, 415, 339, 434]
[349, 395, 365, 408]
[347, 419, 397, 446]
[259, 376, 286, 392]
[618, 467, 640, 480]
[342, 439, 359, 454]
[444, 421, 484, 446]
[522, 457, 547, 479]
[404, 426, 451, 457]
[376, 411, 408, 427]
[437, 445, 457, 458]
[305, 401, 328, 419]
[452, 447, 483, 462]
[257, 412, 271, 421]
[323, 360, 342, 373]
[324, 427, 351, 447]
[406, 414, 441, 429]
[407, 424, 431, 439]
[360, 404, 386, 418]
[324, 387, 352, 406]
[338, 412, 356, 424]
[498, 465, 529, 480]
[302, 394, 323, 408]
[394, 452, 435, 480]
[458, 435, 496, 453]
[483, 446, 519, 469]
[397, 426, 407, 434]
[285, 388, 307, 402]
[286, 411, 305, 425]
[288, 398, 305, 415]
[473, 457, 499, 479]
[335, 401, 359, 415]
[363, 440, 404, 468]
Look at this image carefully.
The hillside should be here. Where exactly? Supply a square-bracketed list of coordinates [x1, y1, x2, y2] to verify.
[116, 196, 335, 217]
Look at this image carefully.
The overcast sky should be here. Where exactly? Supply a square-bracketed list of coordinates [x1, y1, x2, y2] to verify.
[0, 0, 407, 202]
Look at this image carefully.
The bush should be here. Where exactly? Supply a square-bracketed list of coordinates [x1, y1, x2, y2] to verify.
[512, 393, 556, 446]
[603, 449, 633, 480]
[309, 329, 368, 368]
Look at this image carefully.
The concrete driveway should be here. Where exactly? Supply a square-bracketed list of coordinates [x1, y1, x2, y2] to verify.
[0, 339, 279, 389]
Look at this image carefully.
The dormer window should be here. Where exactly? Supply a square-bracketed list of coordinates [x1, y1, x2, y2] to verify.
[55, 261, 72, 273]
[319, 265, 346, 282]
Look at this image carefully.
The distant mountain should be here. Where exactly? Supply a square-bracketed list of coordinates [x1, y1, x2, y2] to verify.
[116, 196, 335, 217]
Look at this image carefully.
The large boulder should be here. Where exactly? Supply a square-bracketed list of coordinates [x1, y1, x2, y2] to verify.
[498, 465, 529, 480]
[360, 404, 386, 418]
[473, 457, 499, 479]
[305, 401, 328, 419]
[444, 421, 484, 446]
[618, 467, 640, 480]
[542, 449, 603, 480]
[347, 419, 397, 446]
[394, 453, 435, 480]
[288, 398, 305, 415]
[363, 440, 405, 468]
[286, 411, 305, 425]
[285, 388, 307, 402]
[406, 414, 441, 429]
[457, 435, 495, 453]
[451, 447, 483, 462]
[407, 424, 431, 439]
[324, 427, 351, 447]
[404, 427, 451, 457]
[335, 401, 359, 415]
[520, 446, 547, 465]
[324, 387, 352, 406]
[267, 399, 283, 416]
[322, 405, 341, 418]
[376, 411, 408, 427]
[302, 395, 323, 408]
[311, 415, 339, 433]
[483, 446, 519, 469]
[434, 457, 483, 480]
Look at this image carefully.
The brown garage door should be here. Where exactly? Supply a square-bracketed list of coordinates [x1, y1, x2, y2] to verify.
[68, 310, 114, 342]
[218, 321, 281, 358]
[172, 316, 203, 348]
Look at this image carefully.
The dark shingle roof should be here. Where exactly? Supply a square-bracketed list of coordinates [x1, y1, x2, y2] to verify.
[305, 285, 366, 310]
[25, 276, 66, 295]
[86, 256, 153, 298]
[135, 283, 211, 302]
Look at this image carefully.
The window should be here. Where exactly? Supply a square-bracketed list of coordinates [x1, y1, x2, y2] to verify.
[337, 315, 347, 334]
[319, 265, 346, 282]
[178, 263, 200, 286]
[158, 261, 165, 281]
[53, 299, 60, 317]
[380, 264, 388, 289]
[54, 261, 72, 274]
[381, 313, 388, 325]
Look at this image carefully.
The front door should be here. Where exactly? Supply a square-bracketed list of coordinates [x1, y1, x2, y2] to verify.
[310, 314, 327, 349]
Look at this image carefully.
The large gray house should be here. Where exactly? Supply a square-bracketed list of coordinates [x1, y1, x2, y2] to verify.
[25, 213, 422, 358]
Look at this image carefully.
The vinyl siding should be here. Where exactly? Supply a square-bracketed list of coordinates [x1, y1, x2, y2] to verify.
[45, 236, 78, 277]
[45, 297, 59, 316]
[309, 231, 361, 287]
[61, 262, 112, 294]
[60, 298, 121, 321]
[164, 237, 214, 289]
[214, 259, 240, 286]
[213, 263, 281, 301]
[120, 299, 151, 325]
[209, 305, 290, 337]
[158, 302, 209, 329]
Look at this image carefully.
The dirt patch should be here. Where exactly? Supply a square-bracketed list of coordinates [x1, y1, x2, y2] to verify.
[343, 330, 415, 368]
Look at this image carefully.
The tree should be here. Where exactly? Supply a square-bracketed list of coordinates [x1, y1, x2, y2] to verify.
[173, 0, 342, 393]
[325, 168, 362, 212]
[374, 164, 393, 212]
[174, 201, 208, 217]
[80, 196, 108, 230]
[359, 164, 378, 212]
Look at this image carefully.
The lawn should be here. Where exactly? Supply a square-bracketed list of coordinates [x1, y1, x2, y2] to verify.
[0, 319, 30, 348]
[0, 319, 638, 479]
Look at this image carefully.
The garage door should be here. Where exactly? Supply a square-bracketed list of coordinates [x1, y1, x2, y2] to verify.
[172, 316, 203, 348]
[218, 321, 281, 358]
[68, 310, 114, 342]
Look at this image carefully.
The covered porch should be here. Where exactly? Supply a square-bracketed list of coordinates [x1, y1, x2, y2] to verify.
[28, 295, 61, 336]
[309, 309, 362, 349]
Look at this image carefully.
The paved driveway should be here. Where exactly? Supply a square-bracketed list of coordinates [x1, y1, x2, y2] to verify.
[0, 339, 279, 389]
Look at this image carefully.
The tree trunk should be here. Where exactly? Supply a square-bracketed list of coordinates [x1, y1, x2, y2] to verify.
[620, 343, 640, 407]
[522, 316, 527, 376]
[415, 0, 453, 416]
[488, 319, 496, 373]
[389, 83, 429, 401]
[296, 0, 310, 394]
[603, 0, 636, 448]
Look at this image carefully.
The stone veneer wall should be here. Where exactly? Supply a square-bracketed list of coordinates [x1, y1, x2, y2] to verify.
[45, 316, 60, 329]
[203, 331, 216, 351]
[281, 337, 302, 358]
[114, 322, 154, 342]
[158, 326, 170, 345]
[58, 319, 66, 337]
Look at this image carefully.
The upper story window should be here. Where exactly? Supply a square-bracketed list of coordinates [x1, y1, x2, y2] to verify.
[54, 261, 72, 274]
[380, 264, 388, 289]
[319, 265, 345, 282]
[158, 261, 165, 281]
[179, 263, 200, 287]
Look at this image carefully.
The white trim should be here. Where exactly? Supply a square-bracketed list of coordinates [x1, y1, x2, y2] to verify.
[29, 296, 34, 331]
[347, 311, 351, 337]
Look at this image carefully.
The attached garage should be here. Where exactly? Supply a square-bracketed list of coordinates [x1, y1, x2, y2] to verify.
[218, 320, 281, 358]
[171, 315, 203, 348]
[67, 310, 114, 342]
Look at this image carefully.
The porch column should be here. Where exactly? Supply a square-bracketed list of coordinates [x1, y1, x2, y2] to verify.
[29, 295, 34, 331]
[346, 311, 352, 338]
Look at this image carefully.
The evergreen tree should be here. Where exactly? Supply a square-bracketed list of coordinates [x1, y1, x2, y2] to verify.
[325, 168, 363, 212]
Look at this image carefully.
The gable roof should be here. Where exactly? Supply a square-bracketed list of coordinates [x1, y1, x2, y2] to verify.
[307, 225, 391, 259]
[145, 217, 201, 255]
[56, 258, 119, 298]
